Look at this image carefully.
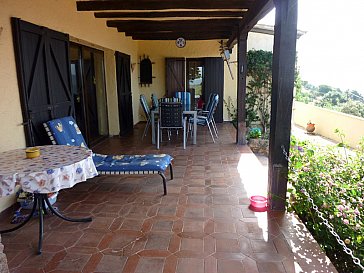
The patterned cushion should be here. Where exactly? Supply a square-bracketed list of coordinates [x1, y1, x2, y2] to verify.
[45, 116, 88, 148]
[93, 153, 173, 172]
[45, 116, 173, 173]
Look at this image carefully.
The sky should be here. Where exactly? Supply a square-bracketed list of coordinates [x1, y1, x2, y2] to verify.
[259, 0, 364, 94]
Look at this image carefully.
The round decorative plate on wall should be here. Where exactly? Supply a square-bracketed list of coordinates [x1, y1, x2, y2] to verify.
[175, 37, 186, 48]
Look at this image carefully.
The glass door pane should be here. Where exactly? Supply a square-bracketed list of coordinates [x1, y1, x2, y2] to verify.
[187, 59, 204, 107]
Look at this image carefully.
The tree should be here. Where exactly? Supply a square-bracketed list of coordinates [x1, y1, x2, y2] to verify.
[318, 90, 346, 107]
[318, 85, 332, 96]
[340, 100, 364, 118]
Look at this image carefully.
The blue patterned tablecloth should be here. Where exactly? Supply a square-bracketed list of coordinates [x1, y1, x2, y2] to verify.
[0, 145, 98, 196]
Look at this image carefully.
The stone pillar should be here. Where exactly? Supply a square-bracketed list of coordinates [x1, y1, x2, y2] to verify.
[0, 235, 9, 273]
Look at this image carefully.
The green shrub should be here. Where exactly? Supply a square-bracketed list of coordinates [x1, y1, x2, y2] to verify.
[288, 137, 364, 273]
[248, 127, 262, 139]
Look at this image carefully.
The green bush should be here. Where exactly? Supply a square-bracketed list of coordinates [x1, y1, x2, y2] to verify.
[288, 137, 364, 273]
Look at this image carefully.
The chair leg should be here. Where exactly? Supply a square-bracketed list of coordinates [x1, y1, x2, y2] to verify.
[169, 163, 174, 180]
[158, 172, 167, 195]
[157, 121, 160, 149]
[183, 118, 186, 149]
[207, 123, 215, 143]
[212, 116, 218, 138]
[211, 120, 218, 139]
[142, 118, 151, 140]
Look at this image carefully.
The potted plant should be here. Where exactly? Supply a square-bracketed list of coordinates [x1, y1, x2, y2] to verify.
[306, 121, 315, 133]
[247, 127, 269, 155]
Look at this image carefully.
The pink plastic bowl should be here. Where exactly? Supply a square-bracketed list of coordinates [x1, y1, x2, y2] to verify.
[249, 195, 267, 210]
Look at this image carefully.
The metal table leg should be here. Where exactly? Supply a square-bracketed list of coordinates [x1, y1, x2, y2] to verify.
[0, 193, 92, 254]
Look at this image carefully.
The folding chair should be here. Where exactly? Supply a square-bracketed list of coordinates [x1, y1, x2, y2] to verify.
[140, 94, 152, 140]
[189, 94, 219, 143]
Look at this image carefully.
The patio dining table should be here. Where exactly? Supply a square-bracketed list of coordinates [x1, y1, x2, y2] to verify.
[0, 145, 98, 254]
[151, 108, 198, 145]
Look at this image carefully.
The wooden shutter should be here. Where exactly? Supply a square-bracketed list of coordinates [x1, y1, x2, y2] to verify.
[204, 57, 224, 123]
[165, 58, 185, 97]
[115, 51, 133, 135]
[12, 18, 73, 146]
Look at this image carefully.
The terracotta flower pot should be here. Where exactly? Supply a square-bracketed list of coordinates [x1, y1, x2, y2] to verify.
[306, 123, 315, 133]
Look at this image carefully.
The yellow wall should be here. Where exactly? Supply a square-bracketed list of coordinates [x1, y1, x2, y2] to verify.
[0, 0, 139, 211]
[293, 101, 364, 148]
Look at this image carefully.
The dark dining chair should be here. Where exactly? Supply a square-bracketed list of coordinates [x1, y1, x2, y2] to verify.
[157, 101, 187, 149]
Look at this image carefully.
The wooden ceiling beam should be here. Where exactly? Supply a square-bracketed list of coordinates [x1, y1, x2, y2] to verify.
[227, 0, 274, 48]
[77, 0, 253, 11]
[117, 24, 237, 33]
[118, 25, 235, 33]
[95, 11, 246, 19]
[108, 19, 239, 29]
[129, 31, 232, 40]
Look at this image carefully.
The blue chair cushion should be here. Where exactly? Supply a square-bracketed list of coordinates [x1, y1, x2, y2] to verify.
[190, 116, 208, 126]
[174, 92, 191, 105]
[93, 153, 173, 172]
[46, 116, 88, 148]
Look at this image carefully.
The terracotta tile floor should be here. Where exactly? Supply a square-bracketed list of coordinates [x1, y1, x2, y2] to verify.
[0, 123, 338, 273]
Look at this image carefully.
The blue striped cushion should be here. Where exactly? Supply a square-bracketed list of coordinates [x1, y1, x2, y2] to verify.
[93, 153, 173, 172]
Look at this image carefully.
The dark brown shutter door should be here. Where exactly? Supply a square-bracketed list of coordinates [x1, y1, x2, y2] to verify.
[165, 58, 185, 97]
[12, 18, 73, 146]
[204, 57, 224, 123]
[116, 51, 133, 135]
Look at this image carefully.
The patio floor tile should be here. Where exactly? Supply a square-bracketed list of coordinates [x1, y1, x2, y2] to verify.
[0, 123, 338, 272]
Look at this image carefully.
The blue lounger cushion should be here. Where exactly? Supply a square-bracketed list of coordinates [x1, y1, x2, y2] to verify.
[44, 116, 173, 195]
[93, 154, 173, 173]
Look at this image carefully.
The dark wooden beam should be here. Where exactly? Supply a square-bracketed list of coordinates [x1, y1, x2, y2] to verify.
[120, 26, 235, 33]
[95, 11, 246, 19]
[77, 0, 253, 11]
[108, 19, 240, 28]
[227, 0, 274, 49]
[268, 0, 298, 211]
[236, 30, 248, 144]
[111, 19, 240, 32]
[129, 31, 232, 40]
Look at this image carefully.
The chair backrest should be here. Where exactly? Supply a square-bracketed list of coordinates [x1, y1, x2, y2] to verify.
[206, 94, 219, 121]
[151, 93, 159, 110]
[140, 94, 150, 119]
[205, 93, 215, 111]
[159, 102, 183, 129]
[44, 116, 88, 148]
[174, 91, 191, 110]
